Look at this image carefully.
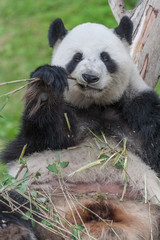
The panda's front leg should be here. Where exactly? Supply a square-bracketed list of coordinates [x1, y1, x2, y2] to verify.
[121, 90, 160, 173]
[2, 65, 77, 162]
[24, 64, 77, 149]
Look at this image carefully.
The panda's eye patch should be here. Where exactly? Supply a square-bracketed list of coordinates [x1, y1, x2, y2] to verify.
[66, 52, 83, 74]
[100, 51, 117, 73]
[100, 52, 110, 62]
[73, 52, 83, 62]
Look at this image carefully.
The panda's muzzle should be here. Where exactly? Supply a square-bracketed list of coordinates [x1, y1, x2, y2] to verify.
[82, 73, 99, 84]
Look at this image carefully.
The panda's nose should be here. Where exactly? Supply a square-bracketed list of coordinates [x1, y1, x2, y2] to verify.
[82, 73, 99, 84]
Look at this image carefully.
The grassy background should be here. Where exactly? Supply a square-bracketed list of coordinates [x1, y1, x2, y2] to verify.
[0, 0, 156, 177]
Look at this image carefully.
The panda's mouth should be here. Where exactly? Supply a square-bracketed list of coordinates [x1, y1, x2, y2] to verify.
[77, 83, 102, 92]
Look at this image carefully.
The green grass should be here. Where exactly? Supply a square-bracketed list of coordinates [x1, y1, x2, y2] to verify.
[0, 0, 147, 178]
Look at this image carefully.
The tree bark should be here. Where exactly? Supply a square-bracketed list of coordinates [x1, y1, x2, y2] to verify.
[108, 0, 160, 88]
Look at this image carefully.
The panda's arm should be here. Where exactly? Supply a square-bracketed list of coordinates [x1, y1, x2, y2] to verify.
[121, 90, 160, 171]
[1, 65, 77, 162]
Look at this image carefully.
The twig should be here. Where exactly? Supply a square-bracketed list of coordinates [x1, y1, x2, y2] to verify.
[0, 75, 76, 87]
[0, 75, 76, 98]
[0, 74, 76, 97]
[0, 78, 37, 86]
[144, 174, 148, 204]
[67, 192, 93, 240]
[15, 144, 28, 180]
[0, 79, 40, 98]
[64, 113, 71, 131]
[68, 76, 76, 81]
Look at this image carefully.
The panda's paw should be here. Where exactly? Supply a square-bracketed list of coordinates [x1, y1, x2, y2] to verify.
[31, 64, 68, 94]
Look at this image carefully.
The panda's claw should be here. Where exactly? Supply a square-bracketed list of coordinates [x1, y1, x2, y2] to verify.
[31, 64, 68, 94]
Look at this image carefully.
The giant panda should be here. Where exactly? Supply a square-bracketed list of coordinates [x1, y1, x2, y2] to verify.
[1, 16, 160, 240]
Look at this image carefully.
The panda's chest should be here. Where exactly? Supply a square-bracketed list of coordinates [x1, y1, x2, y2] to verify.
[75, 104, 124, 136]
[75, 105, 138, 151]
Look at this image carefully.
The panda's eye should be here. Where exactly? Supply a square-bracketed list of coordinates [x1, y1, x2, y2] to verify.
[73, 52, 83, 62]
[100, 52, 110, 62]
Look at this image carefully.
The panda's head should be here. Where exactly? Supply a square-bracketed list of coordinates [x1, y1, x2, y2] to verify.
[49, 17, 135, 108]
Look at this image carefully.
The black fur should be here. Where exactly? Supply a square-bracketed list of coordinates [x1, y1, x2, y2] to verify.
[120, 90, 160, 171]
[114, 16, 133, 44]
[31, 64, 68, 94]
[100, 52, 118, 73]
[0, 191, 38, 239]
[48, 18, 67, 47]
[1, 65, 76, 162]
[66, 52, 83, 74]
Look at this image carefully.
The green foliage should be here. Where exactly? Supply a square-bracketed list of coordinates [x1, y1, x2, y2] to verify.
[22, 211, 36, 228]
[47, 154, 69, 176]
[115, 160, 125, 169]
[47, 163, 59, 175]
[0, 168, 29, 193]
[35, 171, 41, 179]
[155, 78, 160, 95]
[72, 225, 85, 240]
[0, 98, 8, 116]
[0, 163, 7, 179]
[41, 220, 54, 228]
[99, 154, 109, 160]
[0, 156, 76, 237]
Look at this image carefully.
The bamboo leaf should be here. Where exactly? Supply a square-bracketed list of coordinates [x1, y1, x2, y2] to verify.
[47, 163, 58, 175]
[64, 112, 71, 131]
[60, 161, 69, 169]
[115, 160, 125, 169]
[68, 159, 104, 177]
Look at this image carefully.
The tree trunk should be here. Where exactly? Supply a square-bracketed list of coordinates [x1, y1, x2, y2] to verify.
[108, 0, 160, 88]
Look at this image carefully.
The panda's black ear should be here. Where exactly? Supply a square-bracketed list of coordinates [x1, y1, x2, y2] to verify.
[48, 18, 67, 48]
[114, 16, 133, 45]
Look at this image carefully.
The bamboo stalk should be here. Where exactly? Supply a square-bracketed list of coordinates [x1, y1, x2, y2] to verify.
[0, 78, 36, 86]
[0, 79, 40, 98]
